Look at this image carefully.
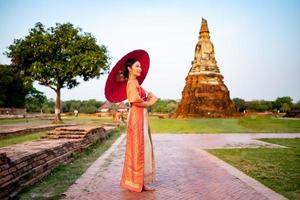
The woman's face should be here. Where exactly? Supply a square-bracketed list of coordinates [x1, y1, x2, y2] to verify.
[128, 61, 142, 77]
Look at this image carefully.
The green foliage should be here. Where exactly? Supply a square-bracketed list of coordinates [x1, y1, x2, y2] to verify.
[80, 103, 97, 114]
[41, 98, 55, 113]
[62, 100, 81, 112]
[246, 100, 273, 112]
[292, 100, 300, 110]
[274, 96, 293, 112]
[232, 96, 296, 112]
[5, 22, 110, 91]
[232, 97, 246, 112]
[80, 99, 102, 113]
[24, 98, 105, 114]
[61, 99, 103, 113]
[0, 64, 32, 107]
[281, 103, 291, 112]
[151, 98, 178, 113]
[5, 22, 110, 121]
[25, 87, 47, 112]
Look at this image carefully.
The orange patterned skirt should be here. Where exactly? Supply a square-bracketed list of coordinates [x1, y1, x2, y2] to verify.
[120, 105, 156, 192]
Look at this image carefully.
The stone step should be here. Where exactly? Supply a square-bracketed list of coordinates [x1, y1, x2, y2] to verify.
[61, 135, 86, 139]
[42, 135, 60, 139]
[45, 135, 85, 139]
[55, 128, 87, 132]
[42, 126, 105, 140]
[47, 131, 86, 136]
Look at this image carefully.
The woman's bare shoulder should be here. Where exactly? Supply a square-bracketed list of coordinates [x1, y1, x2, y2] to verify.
[127, 79, 139, 86]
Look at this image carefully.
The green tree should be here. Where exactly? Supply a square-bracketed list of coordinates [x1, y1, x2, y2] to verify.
[151, 99, 178, 113]
[68, 100, 81, 112]
[292, 100, 300, 110]
[0, 64, 32, 108]
[61, 100, 80, 113]
[6, 22, 110, 122]
[274, 96, 293, 112]
[232, 97, 246, 112]
[25, 87, 47, 112]
[79, 99, 99, 113]
[61, 99, 104, 113]
[166, 101, 178, 113]
[42, 98, 55, 113]
[281, 103, 291, 112]
[246, 100, 273, 112]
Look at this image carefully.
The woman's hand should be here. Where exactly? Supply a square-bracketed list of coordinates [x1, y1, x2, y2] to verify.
[147, 91, 154, 100]
[147, 91, 157, 105]
[148, 95, 157, 106]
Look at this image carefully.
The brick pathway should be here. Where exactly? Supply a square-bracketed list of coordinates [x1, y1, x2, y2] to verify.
[61, 134, 297, 200]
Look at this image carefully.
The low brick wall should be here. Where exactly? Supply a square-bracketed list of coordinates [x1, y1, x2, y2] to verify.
[0, 126, 116, 199]
[0, 108, 26, 115]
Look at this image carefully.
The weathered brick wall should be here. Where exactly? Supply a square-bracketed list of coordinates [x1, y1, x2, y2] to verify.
[0, 126, 115, 199]
[0, 108, 26, 115]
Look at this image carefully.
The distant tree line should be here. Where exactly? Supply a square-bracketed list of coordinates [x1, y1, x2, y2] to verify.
[26, 98, 178, 114]
[232, 97, 300, 113]
[27, 98, 105, 114]
[25, 96, 300, 114]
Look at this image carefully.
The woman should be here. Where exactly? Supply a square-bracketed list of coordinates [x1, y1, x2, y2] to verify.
[120, 58, 157, 192]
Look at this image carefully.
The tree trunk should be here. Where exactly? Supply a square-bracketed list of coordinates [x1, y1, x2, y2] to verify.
[53, 87, 62, 123]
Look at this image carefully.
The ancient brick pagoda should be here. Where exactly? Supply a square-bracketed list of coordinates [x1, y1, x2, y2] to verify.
[173, 18, 236, 118]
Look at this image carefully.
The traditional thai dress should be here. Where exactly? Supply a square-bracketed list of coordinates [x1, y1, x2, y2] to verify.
[120, 79, 156, 192]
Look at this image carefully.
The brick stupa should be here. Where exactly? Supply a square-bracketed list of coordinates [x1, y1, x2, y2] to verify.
[173, 18, 236, 118]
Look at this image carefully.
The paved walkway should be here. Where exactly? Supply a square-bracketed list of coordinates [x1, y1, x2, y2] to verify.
[62, 133, 300, 200]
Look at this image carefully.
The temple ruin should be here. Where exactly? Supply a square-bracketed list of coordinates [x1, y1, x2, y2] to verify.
[173, 18, 236, 118]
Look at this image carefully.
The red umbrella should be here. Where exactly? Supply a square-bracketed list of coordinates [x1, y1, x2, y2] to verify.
[104, 49, 150, 103]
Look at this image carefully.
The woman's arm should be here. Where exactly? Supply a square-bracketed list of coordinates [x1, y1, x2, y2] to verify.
[132, 95, 157, 108]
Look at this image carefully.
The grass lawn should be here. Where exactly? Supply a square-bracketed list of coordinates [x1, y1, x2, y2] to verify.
[62, 116, 112, 126]
[16, 127, 124, 200]
[207, 138, 300, 200]
[0, 131, 48, 148]
[0, 118, 46, 125]
[149, 115, 300, 133]
[0, 116, 113, 126]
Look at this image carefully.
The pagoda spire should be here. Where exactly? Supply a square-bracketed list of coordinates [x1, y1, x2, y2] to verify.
[190, 18, 219, 76]
[200, 18, 210, 36]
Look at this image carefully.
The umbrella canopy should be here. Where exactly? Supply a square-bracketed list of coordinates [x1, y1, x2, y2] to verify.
[104, 49, 150, 103]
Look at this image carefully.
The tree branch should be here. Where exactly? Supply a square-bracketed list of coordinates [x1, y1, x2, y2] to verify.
[39, 81, 57, 92]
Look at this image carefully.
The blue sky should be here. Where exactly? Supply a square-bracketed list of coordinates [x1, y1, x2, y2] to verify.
[0, 0, 300, 102]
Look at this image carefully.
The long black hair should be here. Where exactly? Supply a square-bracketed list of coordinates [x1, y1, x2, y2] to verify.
[123, 58, 138, 79]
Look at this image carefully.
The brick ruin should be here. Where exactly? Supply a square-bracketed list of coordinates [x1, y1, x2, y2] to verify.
[173, 18, 236, 118]
[0, 125, 117, 199]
